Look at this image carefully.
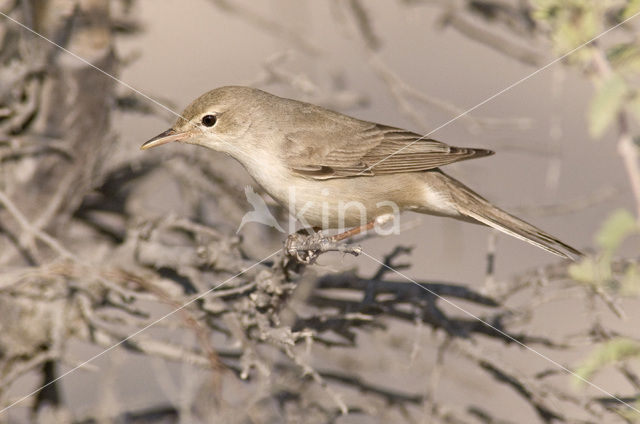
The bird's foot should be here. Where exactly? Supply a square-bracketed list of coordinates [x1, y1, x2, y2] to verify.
[284, 231, 362, 264]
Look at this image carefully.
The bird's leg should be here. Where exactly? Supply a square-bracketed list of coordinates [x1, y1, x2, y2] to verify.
[285, 216, 397, 264]
[330, 221, 376, 242]
[284, 227, 321, 255]
[285, 226, 362, 264]
[330, 214, 396, 242]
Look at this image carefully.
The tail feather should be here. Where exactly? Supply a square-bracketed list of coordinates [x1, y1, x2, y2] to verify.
[441, 174, 584, 260]
[462, 209, 583, 260]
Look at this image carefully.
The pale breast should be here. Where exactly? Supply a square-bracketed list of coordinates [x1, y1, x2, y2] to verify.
[264, 172, 434, 230]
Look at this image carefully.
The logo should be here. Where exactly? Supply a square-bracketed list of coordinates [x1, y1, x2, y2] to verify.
[237, 186, 285, 233]
[237, 186, 401, 236]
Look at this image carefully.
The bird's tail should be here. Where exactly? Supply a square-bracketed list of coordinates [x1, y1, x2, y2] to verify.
[440, 173, 584, 260]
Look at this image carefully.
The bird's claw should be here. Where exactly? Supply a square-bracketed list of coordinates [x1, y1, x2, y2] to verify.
[284, 232, 361, 264]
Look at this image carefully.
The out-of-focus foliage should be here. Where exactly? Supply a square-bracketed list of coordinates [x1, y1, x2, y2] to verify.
[537, 0, 640, 297]
[574, 337, 640, 385]
[569, 209, 639, 294]
[589, 74, 628, 137]
[596, 209, 639, 256]
[533, 0, 604, 60]
[573, 336, 640, 421]
[533, 4, 640, 413]
[534, 0, 640, 138]
[608, 43, 640, 76]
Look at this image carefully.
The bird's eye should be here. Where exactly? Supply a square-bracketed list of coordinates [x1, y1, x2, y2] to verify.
[201, 114, 217, 127]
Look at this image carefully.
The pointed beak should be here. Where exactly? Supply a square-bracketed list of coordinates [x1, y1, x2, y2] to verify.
[140, 128, 189, 150]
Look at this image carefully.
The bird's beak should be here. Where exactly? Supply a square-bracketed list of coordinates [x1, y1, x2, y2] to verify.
[140, 128, 189, 150]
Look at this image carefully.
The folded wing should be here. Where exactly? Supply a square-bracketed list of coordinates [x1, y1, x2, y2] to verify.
[285, 123, 493, 180]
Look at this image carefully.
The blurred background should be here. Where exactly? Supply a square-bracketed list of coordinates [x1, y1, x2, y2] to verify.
[1, 0, 639, 423]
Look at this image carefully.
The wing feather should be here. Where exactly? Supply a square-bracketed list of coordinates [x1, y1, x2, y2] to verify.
[285, 122, 493, 180]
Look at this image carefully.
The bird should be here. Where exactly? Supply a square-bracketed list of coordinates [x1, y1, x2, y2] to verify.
[141, 86, 582, 260]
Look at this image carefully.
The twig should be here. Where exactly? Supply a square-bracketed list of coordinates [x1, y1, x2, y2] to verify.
[439, 6, 544, 67]
[208, 0, 321, 55]
[591, 47, 640, 220]
[0, 190, 76, 260]
[617, 113, 640, 220]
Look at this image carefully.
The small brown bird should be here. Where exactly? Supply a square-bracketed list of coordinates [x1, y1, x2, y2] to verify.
[142, 86, 582, 260]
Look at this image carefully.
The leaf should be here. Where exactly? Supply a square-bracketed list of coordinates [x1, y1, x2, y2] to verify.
[630, 92, 640, 122]
[573, 338, 640, 388]
[623, 0, 640, 19]
[536, 0, 603, 60]
[607, 43, 640, 75]
[572, 210, 639, 290]
[532, 0, 562, 20]
[595, 209, 639, 254]
[621, 264, 640, 296]
[569, 256, 611, 286]
[589, 74, 628, 138]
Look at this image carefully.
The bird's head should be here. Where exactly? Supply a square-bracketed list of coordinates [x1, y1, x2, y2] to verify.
[141, 86, 266, 153]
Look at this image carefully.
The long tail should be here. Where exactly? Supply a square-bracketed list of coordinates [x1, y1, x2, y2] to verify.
[440, 173, 584, 260]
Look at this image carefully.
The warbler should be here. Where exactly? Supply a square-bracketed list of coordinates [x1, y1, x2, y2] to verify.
[142, 86, 582, 260]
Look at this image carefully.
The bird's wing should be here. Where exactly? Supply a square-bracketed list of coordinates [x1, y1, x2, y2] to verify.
[283, 123, 493, 180]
